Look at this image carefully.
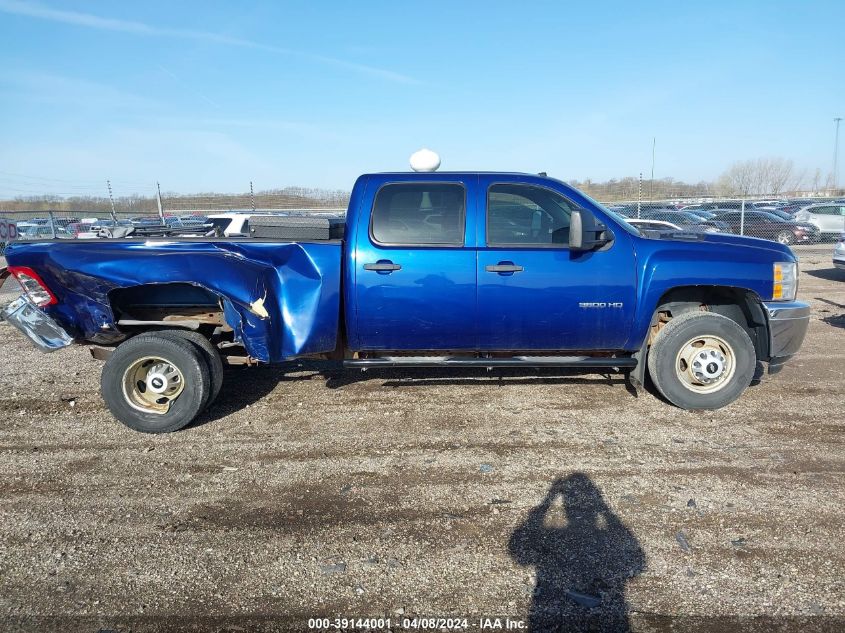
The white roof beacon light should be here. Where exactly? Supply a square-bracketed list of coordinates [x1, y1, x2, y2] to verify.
[409, 148, 441, 173]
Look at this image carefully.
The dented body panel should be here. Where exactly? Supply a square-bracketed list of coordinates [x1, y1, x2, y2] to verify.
[3, 240, 341, 363]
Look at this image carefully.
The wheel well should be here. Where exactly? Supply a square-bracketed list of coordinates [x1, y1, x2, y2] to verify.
[108, 283, 227, 335]
[651, 286, 769, 360]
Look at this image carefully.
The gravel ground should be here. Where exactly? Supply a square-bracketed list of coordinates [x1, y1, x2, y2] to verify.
[0, 248, 843, 632]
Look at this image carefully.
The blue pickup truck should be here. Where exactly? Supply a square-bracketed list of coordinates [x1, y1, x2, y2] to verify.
[1, 171, 810, 433]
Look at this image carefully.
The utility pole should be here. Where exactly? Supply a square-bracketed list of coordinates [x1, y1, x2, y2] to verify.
[834, 117, 842, 191]
[106, 180, 118, 223]
[650, 137, 656, 200]
[637, 172, 642, 218]
[156, 182, 164, 222]
[250, 181, 256, 213]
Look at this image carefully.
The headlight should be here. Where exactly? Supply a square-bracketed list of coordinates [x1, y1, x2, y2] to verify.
[772, 262, 798, 301]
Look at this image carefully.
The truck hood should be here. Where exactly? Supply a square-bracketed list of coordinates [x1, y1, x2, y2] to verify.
[641, 229, 795, 261]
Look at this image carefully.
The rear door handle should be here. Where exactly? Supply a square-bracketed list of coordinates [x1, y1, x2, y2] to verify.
[485, 263, 524, 273]
[363, 261, 401, 272]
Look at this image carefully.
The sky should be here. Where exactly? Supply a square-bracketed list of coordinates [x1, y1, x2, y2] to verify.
[0, 0, 843, 197]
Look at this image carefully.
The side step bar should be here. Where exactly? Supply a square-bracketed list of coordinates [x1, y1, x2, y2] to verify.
[343, 356, 637, 369]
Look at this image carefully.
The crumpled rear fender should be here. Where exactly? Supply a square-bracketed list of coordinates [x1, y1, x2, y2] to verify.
[3, 240, 342, 363]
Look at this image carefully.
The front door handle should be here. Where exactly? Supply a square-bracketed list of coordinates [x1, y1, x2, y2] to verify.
[363, 261, 401, 273]
[485, 263, 524, 274]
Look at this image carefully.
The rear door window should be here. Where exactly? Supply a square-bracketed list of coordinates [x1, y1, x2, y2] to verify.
[370, 183, 465, 245]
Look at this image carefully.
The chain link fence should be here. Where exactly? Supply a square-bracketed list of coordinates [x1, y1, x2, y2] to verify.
[2, 176, 844, 253]
[580, 176, 845, 245]
[0, 182, 349, 251]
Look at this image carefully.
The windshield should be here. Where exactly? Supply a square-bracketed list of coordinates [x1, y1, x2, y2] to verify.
[759, 212, 790, 222]
[686, 210, 714, 219]
[665, 212, 702, 223]
[768, 210, 792, 220]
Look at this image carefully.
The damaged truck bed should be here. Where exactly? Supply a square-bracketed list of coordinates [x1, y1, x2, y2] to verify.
[4, 239, 342, 363]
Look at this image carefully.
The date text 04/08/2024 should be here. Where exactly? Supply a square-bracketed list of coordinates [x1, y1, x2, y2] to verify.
[306, 616, 526, 629]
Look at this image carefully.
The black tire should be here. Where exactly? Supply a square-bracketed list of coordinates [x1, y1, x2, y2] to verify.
[156, 330, 224, 409]
[101, 333, 210, 433]
[647, 311, 756, 410]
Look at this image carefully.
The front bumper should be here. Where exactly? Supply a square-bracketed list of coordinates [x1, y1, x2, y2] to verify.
[834, 258, 845, 271]
[763, 300, 810, 374]
[0, 295, 74, 352]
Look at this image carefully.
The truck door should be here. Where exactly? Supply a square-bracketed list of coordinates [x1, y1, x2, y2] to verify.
[353, 176, 478, 350]
[476, 178, 636, 350]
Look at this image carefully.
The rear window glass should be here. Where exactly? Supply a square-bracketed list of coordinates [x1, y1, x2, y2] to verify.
[371, 183, 465, 245]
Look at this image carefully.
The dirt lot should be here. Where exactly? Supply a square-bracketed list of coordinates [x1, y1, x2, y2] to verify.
[0, 249, 843, 632]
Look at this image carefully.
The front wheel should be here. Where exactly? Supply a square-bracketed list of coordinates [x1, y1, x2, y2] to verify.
[101, 333, 211, 433]
[647, 311, 756, 410]
[776, 230, 793, 245]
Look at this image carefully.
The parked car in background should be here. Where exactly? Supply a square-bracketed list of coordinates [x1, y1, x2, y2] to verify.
[763, 209, 821, 241]
[834, 234, 845, 271]
[794, 204, 845, 240]
[779, 200, 819, 215]
[616, 203, 680, 217]
[75, 219, 135, 239]
[712, 210, 815, 244]
[89, 219, 134, 231]
[638, 210, 726, 233]
[164, 215, 209, 230]
[65, 222, 95, 237]
[17, 225, 73, 239]
[682, 209, 718, 220]
[53, 217, 81, 227]
[130, 216, 164, 226]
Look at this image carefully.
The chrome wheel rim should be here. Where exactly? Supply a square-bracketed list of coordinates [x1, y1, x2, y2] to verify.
[122, 356, 185, 414]
[777, 231, 792, 245]
[675, 335, 735, 394]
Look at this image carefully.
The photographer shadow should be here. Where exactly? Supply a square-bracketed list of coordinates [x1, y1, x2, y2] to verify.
[509, 473, 645, 632]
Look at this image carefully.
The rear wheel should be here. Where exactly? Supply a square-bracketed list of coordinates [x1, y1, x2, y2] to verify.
[647, 311, 756, 410]
[156, 330, 224, 409]
[101, 333, 210, 433]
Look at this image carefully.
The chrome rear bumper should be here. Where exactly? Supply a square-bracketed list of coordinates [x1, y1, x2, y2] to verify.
[763, 300, 810, 373]
[0, 295, 74, 352]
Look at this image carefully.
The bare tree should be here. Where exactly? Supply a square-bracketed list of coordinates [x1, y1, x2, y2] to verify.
[718, 160, 756, 196]
[765, 158, 796, 195]
[718, 157, 799, 196]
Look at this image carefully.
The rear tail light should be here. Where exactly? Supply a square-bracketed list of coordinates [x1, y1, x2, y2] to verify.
[7, 266, 57, 307]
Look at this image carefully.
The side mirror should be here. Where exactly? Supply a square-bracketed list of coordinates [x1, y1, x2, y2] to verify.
[569, 209, 611, 251]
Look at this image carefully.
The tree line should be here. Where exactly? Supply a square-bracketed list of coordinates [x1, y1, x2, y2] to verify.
[573, 157, 841, 202]
[0, 187, 350, 214]
[1, 159, 841, 212]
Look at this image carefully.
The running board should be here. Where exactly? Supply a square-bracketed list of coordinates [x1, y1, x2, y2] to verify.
[343, 356, 637, 369]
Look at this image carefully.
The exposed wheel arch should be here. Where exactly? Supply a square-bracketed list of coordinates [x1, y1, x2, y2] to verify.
[650, 285, 769, 361]
[108, 283, 228, 336]
[629, 285, 769, 392]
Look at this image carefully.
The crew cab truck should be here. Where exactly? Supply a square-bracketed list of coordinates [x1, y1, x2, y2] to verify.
[0, 171, 810, 433]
